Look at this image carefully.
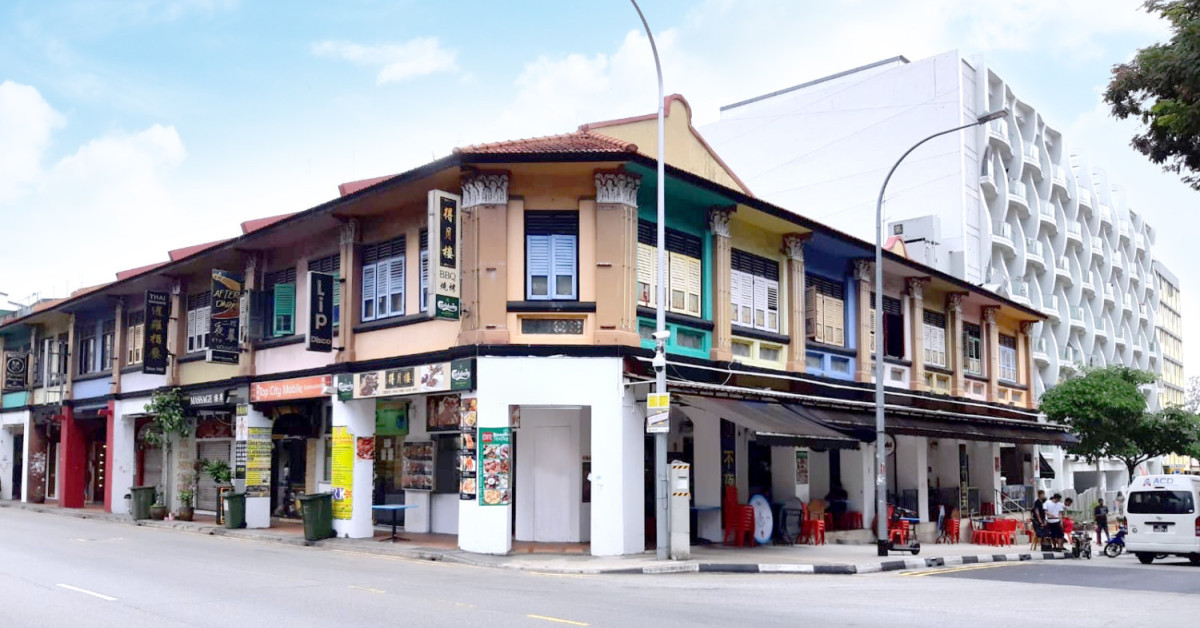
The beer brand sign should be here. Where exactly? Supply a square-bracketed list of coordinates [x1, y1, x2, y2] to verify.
[339, 358, 474, 401]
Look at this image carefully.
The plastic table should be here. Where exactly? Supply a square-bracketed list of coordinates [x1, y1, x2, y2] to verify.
[372, 504, 416, 542]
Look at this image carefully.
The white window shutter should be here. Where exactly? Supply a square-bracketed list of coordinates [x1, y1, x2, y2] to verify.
[389, 256, 405, 316]
[765, 279, 779, 333]
[753, 276, 768, 330]
[685, 255, 702, 317]
[136, 324, 144, 364]
[668, 252, 686, 313]
[187, 309, 197, 353]
[551, 234, 577, 299]
[361, 263, 377, 321]
[637, 243, 655, 307]
[375, 259, 391, 318]
[199, 306, 210, 349]
[526, 235, 551, 300]
[731, 270, 752, 327]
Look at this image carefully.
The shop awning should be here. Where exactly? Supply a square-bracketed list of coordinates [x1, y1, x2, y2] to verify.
[676, 395, 860, 449]
[1039, 454, 1056, 479]
[786, 404, 1078, 447]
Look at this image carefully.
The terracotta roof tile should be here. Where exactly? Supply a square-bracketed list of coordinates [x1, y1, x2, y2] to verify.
[241, 212, 298, 234]
[115, 261, 168, 281]
[168, 238, 231, 261]
[455, 130, 637, 155]
[338, 175, 395, 197]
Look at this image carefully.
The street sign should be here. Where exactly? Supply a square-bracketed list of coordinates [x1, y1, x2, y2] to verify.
[646, 392, 669, 433]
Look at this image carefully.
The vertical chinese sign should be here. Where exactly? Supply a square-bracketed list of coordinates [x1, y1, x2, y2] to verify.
[427, 190, 461, 320]
[142, 290, 170, 375]
[208, 269, 242, 364]
[331, 426, 354, 519]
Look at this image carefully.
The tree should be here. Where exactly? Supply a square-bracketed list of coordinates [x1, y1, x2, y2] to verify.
[143, 387, 191, 507]
[1040, 366, 1200, 478]
[1104, 1, 1200, 190]
[1186, 375, 1200, 413]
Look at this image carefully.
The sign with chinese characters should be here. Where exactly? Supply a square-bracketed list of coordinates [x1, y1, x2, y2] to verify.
[249, 375, 330, 403]
[478, 427, 511, 506]
[142, 290, 171, 375]
[208, 269, 242, 364]
[427, 190, 461, 320]
[344, 358, 473, 401]
[306, 271, 334, 352]
[3, 352, 28, 392]
[331, 426, 354, 518]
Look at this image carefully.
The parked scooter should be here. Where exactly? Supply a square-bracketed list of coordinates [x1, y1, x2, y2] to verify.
[1070, 522, 1093, 559]
[1104, 525, 1128, 558]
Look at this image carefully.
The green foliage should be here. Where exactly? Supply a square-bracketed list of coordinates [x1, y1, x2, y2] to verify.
[1104, 1, 1200, 190]
[201, 458, 232, 485]
[177, 471, 197, 508]
[142, 387, 191, 448]
[1041, 366, 1200, 475]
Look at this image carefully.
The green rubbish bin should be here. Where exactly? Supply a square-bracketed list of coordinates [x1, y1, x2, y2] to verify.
[299, 492, 334, 541]
[223, 492, 247, 529]
[130, 486, 156, 520]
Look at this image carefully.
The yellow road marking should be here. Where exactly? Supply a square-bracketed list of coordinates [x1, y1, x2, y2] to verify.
[901, 562, 1017, 577]
[348, 585, 386, 593]
[527, 615, 589, 626]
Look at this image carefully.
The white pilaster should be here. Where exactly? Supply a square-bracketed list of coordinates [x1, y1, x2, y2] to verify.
[843, 444, 876, 532]
[332, 397, 375, 538]
[895, 435, 929, 522]
[460, 388, 512, 555]
[0, 425, 12, 500]
[691, 409, 722, 542]
[589, 385, 644, 556]
[108, 401, 141, 514]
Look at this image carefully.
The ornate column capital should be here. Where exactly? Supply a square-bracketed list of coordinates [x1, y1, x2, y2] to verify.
[594, 169, 641, 206]
[905, 277, 929, 300]
[461, 171, 509, 208]
[339, 218, 359, 246]
[982, 306, 999, 325]
[782, 233, 811, 261]
[1020, 321, 1036, 336]
[853, 259, 874, 282]
[948, 293, 967, 314]
[708, 205, 736, 238]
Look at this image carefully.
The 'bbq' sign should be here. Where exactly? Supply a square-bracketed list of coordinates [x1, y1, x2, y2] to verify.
[306, 271, 334, 352]
[427, 190, 461, 320]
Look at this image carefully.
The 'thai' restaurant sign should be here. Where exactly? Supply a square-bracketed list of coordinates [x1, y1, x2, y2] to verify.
[250, 375, 331, 403]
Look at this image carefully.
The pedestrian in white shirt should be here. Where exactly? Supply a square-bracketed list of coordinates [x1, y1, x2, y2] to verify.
[1043, 493, 1066, 550]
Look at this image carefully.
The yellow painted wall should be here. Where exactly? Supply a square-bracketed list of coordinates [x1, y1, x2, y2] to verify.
[179, 361, 240, 387]
[353, 320, 461, 362]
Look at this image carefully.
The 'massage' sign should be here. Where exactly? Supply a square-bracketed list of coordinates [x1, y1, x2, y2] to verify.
[306, 271, 334, 352]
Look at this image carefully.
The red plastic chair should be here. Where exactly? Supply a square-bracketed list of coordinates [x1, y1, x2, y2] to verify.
[738, 505, 757, 546]
[841, 512, 863, 530]
[888, 519, 910, 545]
[945, 518, 961, 544]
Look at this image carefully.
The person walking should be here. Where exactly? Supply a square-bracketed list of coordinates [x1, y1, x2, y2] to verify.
[1094, 498, 1110, 545]
[1044, 493, 1066, 550]
[1031, 490, 1047, 548]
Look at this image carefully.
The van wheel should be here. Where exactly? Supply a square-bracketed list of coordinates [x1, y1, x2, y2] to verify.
[1189, 555, 1200, 566]
[1136, 553, 1155, 565]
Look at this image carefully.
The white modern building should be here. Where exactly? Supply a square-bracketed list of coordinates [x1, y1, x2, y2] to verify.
[703, 51, 1177, 491]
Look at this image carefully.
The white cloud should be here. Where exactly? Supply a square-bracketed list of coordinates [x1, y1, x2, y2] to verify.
[0, 81, 65, 202]
[0, 82, 187, 300]
[311, 38, 458, 85]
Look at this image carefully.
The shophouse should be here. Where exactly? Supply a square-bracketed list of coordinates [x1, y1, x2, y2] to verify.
[0, 95, 1072, 555]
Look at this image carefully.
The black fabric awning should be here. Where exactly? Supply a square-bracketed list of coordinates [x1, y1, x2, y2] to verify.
[1039, 454, 1056, 479]
[786, 404, 1078, 447]
[676, 395, 860, 449]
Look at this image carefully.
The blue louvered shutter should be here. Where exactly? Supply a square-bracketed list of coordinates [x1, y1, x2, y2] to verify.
[273, 283, 295, 336]
[361, 264, 377, 321]
[388, 256, 405, 316]
[551, 234, 577, 299]
[526, 235, 551, 300]
[375, 260, 391, 318]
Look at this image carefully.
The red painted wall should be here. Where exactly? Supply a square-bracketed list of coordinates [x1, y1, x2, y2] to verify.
[59, 406, 86, 508]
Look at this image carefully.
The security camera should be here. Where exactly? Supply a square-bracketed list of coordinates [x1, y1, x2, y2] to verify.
[651, 330, 671, 341]
[651, 352, 667, 372]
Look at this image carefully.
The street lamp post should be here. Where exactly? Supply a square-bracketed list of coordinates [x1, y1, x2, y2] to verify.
[874, 109, 1009, 556]
[630, 0, 670, 561]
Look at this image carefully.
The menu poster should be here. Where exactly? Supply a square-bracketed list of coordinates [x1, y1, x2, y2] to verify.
[478, 427, 512, 507]
[426, 394, 460, 433]
[402, 441, 435, 491]
[356, 436, 375, 461]
[234, 440, 247, 480]
[244, 427, 272, 497]
[458, 398, 478, 501]
[332, 426, 355, 519]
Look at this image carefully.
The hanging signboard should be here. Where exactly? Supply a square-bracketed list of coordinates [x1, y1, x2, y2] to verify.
[207, 269, 243, 364]
[427, 190, 462, 320]
[3, 352, 28, 392]
[306, 271, 334, 352]
[142, 290, 171, 375]
[342, 358, 473, 401]
[331, 426, 355, 518]
[478, 427, 512, 506]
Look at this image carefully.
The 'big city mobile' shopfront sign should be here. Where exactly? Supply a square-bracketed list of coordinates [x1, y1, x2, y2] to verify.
[250, 375, 331, 403]
[337, 358, 474, 401]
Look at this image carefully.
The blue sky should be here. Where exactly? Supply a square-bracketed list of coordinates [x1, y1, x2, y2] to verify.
[0, 0, 1194, 373]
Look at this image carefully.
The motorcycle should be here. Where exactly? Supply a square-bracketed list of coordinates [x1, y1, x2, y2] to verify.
[1104, 526, 1127, 558]
[1070, 522, 1093, 559]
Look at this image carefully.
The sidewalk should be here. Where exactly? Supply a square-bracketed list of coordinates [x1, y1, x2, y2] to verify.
[0, 500, 1070, 575]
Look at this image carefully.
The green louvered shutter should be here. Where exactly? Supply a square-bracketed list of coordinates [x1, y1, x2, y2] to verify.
[273, 283, 295, 337]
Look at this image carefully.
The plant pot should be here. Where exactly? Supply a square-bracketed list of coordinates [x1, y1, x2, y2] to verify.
[149, 505, 167, 520]
[176, 506, 194, 522]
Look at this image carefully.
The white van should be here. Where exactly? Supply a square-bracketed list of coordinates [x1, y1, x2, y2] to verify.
[1124, 474, 1200, 565]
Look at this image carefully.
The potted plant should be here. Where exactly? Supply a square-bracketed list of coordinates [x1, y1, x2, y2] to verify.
[201, 458, 233, 523]
[143, 388, 192, 511]
[176, 471, 197, 521]
[149, 494, 167, 520]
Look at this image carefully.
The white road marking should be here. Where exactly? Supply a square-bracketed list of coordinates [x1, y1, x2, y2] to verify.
[56, 583, 117, 601]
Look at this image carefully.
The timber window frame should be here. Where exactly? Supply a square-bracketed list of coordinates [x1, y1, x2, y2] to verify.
[361, 237, 406, 322]
[923, 310, 947, 368]
[805, 274, 846, 347]
[525, 211, 579, 301]
[186, 292, 211, 354]
[731, 249, 780, 334]
[637, 220, 702, 318]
